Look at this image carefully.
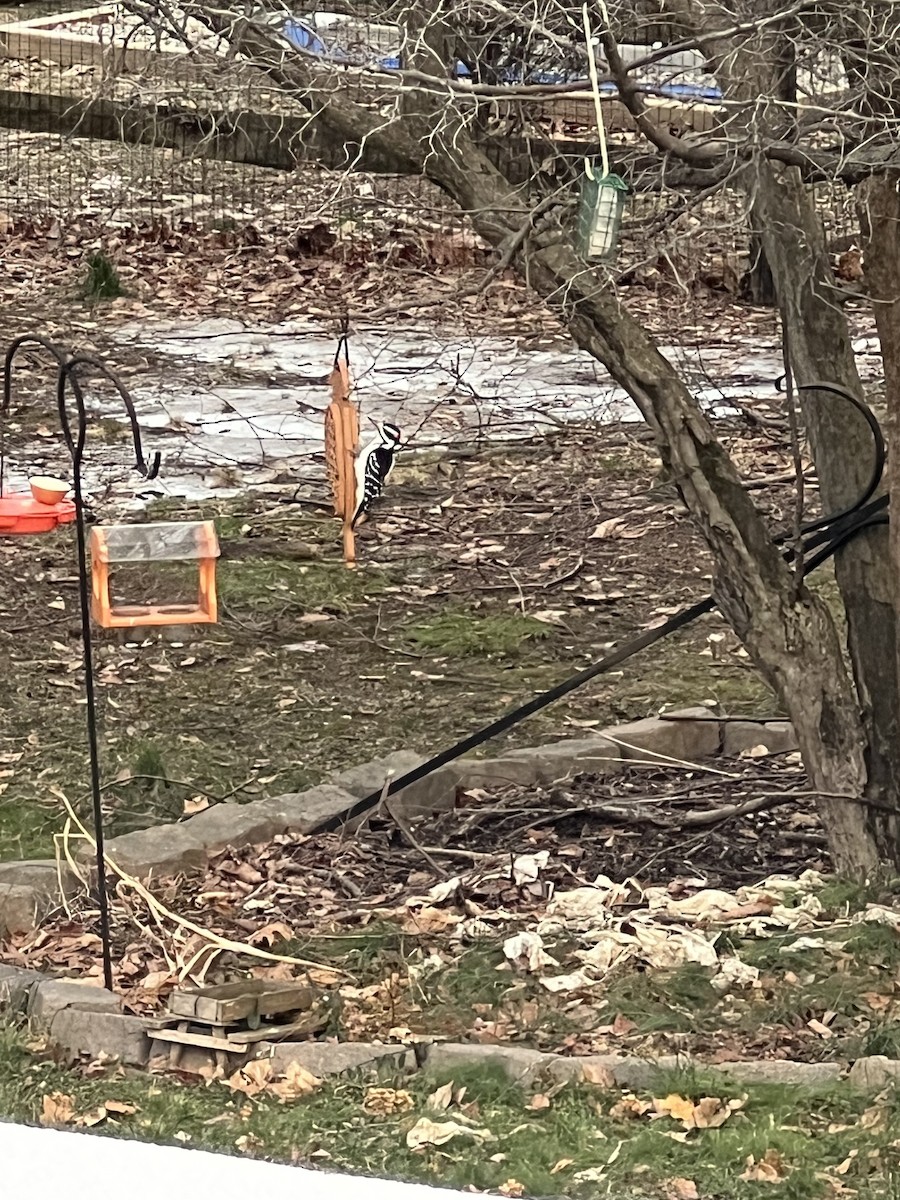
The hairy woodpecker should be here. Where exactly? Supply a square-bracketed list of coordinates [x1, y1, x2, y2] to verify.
[351, 420, 402, 528]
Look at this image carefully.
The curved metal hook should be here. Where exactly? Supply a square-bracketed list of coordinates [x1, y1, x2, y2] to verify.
[1, 333, 85, 493]
[56, 355, 162, 483]
[773, 375, 886, 537]
[3, 333, 71, 415]
[333, 311, 351, 369]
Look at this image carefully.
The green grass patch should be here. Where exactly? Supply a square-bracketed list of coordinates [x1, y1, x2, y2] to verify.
[405, 612, 552, 657]
[82, 251, 125, 300]
[1, 1022, 899, 1198]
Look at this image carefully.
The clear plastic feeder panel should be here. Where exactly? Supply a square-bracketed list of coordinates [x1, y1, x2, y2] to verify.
[90, 520, 220, 628]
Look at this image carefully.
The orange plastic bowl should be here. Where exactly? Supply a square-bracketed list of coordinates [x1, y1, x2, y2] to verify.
[29, 476, 70, 506]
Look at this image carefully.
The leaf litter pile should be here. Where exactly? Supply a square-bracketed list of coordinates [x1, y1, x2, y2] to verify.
[12, 748, 900, 1068]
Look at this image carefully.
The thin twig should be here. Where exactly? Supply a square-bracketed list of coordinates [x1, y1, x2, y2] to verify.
[384, 796, 450, 878]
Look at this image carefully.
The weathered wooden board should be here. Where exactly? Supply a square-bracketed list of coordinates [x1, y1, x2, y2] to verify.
[168, 979, 319, 1025]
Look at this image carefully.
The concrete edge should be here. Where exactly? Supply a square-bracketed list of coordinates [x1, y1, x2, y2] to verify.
[0, 969, 889, 1090]
[0, 709, 800, 913]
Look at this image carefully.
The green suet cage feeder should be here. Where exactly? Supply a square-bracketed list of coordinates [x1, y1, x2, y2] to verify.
[575, 2, 628, 263]
[576, 165, 628, 262]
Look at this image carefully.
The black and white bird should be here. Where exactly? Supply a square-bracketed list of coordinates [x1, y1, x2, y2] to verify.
[351, 419, 402, 529]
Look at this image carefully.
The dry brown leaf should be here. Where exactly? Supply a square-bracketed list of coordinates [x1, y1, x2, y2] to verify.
[269, 1062, 322, 1103]
[861, 991, 892, 1012]
[666, 1179, 700, 1200]
[609, 1094, 653, 1120]
[590, 517, 646, 540]
[235, 1133, 264, 1154]
[40, 1093, 76, 1126]
[694, 1095, 743, 1129]
[400, 906, 461, 935]
[527, 1093, 552, 1111]
[103, 1100, 138, 1115]
[612, 1013, 637, 1036]
[860, 1104, 888, 1131]
[550, 1158, 574, 1175]
[79, 1107, 109, 1128]
[248, 921, 293, 948]
[653, 1094, 697, 1126]
[362, 1087, 414, 1116]
[740, 1150, 786, 1182]
[139, 970, 176, 993]
[406, 1117, 491, 1150]
[426, 1081, 455, 1111]
[654, 1093, 742, 1131]
[834, 1150, 858, 1176]
[498, 1181, 525, 1198]
[225, 1059, 272, 1097]
[581, 1062, 616, 1088]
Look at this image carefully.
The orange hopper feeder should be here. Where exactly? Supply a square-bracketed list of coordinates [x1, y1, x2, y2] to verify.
[90, 520, 220, 629]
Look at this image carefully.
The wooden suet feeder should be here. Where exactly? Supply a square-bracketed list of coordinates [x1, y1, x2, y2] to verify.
[90, 519, 220, 628]
[323, 343, 360, 568]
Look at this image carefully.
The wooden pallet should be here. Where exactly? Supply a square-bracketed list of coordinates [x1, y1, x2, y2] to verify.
[167, 979, 318, 1028]
[147, 980, 328, 1069]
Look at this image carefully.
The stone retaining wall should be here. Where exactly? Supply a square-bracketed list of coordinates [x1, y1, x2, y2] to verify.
[0, 707, 800, 937]
[0, 708, 808, 1082]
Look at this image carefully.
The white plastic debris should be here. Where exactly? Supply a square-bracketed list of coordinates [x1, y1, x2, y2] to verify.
[503, 931, 558, 973]
[711, 956, 761, 992]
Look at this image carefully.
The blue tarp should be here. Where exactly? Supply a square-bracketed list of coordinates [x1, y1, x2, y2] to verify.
[279, 18, 724, 100]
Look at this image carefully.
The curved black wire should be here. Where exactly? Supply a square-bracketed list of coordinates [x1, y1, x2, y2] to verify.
[1, 334, 81, 493]
[774, 377, 886, 535]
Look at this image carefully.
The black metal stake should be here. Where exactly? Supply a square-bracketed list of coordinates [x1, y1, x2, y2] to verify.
[54, 354, 161, 994]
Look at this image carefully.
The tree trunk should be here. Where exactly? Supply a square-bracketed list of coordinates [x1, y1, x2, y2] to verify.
[421, 137, 876, 871]
[859, 170, 900, 749]
[753, 162, 900, 867]
[672, 0, 899, 868]
[740, 234, 777, 306]
[196, 5, 890, 874]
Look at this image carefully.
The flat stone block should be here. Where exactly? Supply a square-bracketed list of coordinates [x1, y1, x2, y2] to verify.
[452, 756, 543, 790]
[29, 979, 123, 1025]
[183, 802, 280, 856]
[259, 785, 358, 833]
[0, 884, 55, 936]
[424, 1042, 552, 1081]
[0, 859, 78, 899]
[89, 823, 208, 880]
[50, 1009, 151, 1067]
[505, 738, 626, 784]
[265, 1040, 415, 1076]
[330, 752, 456, 824]
[331, 751, 425, 799]
[0, 966, 43, 1012]
[722, 720, 798, 757]
[602, 717, 721, 764]
[848, 1056, 900, 1089]
[716, 1059, 840, 1086]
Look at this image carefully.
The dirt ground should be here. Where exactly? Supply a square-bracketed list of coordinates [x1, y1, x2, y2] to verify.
[0, 211, 876, 1075]
[0, 352, 795, 861]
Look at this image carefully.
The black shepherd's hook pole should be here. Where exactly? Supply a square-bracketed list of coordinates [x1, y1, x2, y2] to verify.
[56, 355, 161, 993]
[1, 335, 75, 496]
